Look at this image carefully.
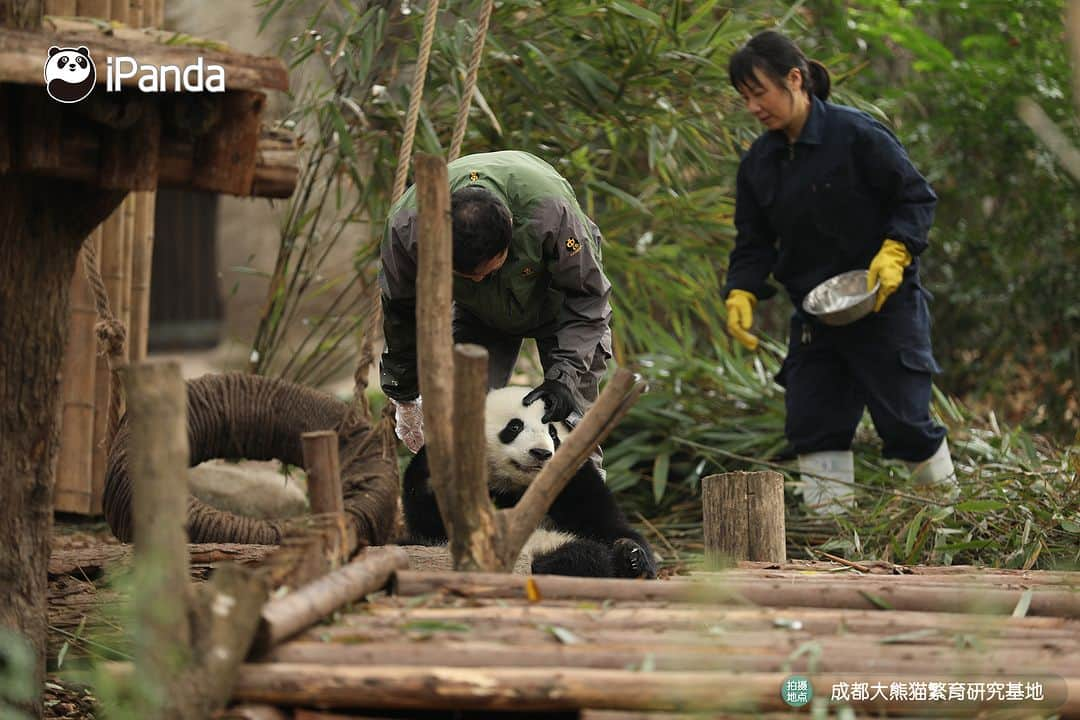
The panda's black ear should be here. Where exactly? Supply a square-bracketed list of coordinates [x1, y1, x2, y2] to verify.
[49, 46, 61, 57]
[76, 47, 90, 57]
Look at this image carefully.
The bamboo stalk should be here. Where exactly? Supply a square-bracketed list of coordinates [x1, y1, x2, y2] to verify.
[128, 192, 155, 363]
[392, 570, 1080, 617]
[44, 0, 77, 13]
[264, 638, 1080, 676]
[120, 195, 135, 362]
[75, 0, 109, 17]
[229, 664, 1080, 715]
[253, 546, 410, 653]
[55, 240, 99, 514]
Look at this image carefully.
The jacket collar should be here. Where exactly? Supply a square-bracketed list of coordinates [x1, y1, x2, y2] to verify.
[760, 94, 827, 153]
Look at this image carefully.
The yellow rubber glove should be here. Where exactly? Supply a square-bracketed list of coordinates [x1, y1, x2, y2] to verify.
[725, 289, 759, 351]
[867, 239, 913, 312]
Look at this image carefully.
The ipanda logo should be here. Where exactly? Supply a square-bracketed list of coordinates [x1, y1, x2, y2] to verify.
[45, 46, 225, 103]
[44, 46, 95, 103]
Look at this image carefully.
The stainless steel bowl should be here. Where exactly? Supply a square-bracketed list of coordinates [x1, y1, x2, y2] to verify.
[802, 270, 880, 327]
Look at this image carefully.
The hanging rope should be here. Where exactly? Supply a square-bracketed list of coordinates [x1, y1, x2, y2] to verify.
[349, 0, 493, 443]
[448, 0, 494, 162]
[391, 0, 442, 203]
[81, 238, 128, 450]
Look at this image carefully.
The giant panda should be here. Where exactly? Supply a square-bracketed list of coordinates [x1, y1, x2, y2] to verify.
[402, 386, 657, 579]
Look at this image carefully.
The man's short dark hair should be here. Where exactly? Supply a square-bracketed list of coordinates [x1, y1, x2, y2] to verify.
[451, 186, 512, 273]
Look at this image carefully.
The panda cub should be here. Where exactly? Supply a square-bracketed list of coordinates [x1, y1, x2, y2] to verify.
[402, 386, 656, 579]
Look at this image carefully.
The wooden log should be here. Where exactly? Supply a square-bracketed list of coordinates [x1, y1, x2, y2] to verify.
[44, 0, 78, 14]
[120, 195, 135, 362]
[449, 343, 499, 571]
[123, 361, 193, 715]
[17, 87, 61, 171]
[702, 471, 786, 566]
[215, 706, 291, 720]
[55, 243, 99, 514]
[49, 543, 278, 577]
[22, 123, 297, 198]
[0, 84, 10, 174]
[301, 431, 343, 515]
[392, 570, 1080, 617]
[253, 546, 410, 653]
[75, 0, 109, 16]
[128, 192, 154, 362]
[229, 664, 1079, 715]
[498, 369, 639, 570]
[99, 104, 161, 191]
[189, 91, 263, 196]
[413, 153, 457, 546]
[108, 0, 126, 23]
[265, 638, 1080, 676]
[337, 602, 1080, 641]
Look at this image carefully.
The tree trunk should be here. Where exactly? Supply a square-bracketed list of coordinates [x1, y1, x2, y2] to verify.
[0, 174, 124, 715]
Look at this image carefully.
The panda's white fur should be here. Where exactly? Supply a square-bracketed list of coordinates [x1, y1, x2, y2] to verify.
[483, 386, 572, 492]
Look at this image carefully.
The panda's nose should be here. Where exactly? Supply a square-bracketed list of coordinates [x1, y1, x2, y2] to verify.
[529, 448, 552, 462]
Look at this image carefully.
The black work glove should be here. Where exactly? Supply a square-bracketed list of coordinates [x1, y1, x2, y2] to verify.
[522, 380, 579, 423]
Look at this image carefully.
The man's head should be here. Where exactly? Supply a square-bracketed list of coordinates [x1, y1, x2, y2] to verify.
[451, 186, 512, 281]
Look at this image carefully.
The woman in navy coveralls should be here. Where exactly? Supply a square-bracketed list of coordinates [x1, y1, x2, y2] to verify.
[722, 31, 957, 513]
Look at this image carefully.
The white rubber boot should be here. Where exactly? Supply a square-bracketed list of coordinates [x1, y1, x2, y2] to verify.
[908, 438, 959, 499]
[798, 450, 855, 516]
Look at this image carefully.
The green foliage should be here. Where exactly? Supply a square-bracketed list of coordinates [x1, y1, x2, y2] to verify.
[0, 629, 35, 720]
[808, 0, 1080, 437]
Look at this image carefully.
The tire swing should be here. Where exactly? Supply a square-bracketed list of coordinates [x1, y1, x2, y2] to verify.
[103, 372, 400, 546]
[100, 0, 494, 548]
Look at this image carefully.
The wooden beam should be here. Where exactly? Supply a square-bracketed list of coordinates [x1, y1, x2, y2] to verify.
[191, 91, 264, 196]
[21, 122, 296, 197]
[301, 431, 344, 516]
[100, 103, 161, 189]
[0, 18, 288, 92]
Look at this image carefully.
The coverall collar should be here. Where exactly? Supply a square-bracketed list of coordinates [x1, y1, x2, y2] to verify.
[761, 94, 827, 153]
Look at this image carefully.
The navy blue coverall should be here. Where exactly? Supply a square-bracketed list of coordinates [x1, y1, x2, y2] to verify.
[723, 95, 946, 462]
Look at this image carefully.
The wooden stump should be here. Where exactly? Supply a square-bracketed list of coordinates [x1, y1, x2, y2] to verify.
[702, 471, 786, 566]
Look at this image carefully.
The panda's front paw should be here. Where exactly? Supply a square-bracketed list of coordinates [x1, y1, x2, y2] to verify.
[613, 538, 657, 579]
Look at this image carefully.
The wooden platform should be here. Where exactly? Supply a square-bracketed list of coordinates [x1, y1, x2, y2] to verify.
[47, 545, 1080, 718]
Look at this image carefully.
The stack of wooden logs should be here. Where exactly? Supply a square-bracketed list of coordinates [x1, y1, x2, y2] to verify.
[54, 0, 166, 515]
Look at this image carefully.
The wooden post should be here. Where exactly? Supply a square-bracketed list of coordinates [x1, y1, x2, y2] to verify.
[413, 154, 457, 545]
[123, 361, 193, 716]
[702, 471, 786, 566]
[55, 242, 100, 514]
[301, 431, 343, 516]
[449, 343, 499, 571]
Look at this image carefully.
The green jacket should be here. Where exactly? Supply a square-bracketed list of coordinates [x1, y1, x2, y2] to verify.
[380, 150, 611, 401]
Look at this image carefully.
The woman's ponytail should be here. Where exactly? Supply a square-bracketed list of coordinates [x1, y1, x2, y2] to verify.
[807, 59, 831, 101]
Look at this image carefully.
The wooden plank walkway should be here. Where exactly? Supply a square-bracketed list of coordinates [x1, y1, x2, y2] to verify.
[221, 558, 1080, 719]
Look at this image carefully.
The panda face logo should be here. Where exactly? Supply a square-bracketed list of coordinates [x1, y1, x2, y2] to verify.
[44, 46, 96, 104]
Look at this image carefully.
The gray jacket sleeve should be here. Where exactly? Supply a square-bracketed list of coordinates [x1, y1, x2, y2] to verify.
[379, 209, 421, 402]
[537, 198, 613, 388]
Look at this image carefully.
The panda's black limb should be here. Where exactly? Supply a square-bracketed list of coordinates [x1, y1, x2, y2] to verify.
[400, 446, 449, 544]
[530, 537, 614, 577]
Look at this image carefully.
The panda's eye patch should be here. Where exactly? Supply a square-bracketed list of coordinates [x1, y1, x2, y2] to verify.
[76, 57, 87, 68]
[498, 419, 525, 444]
[58, 55, 68, 65]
